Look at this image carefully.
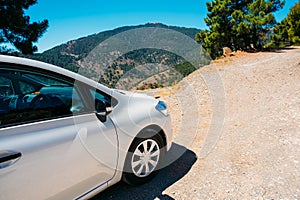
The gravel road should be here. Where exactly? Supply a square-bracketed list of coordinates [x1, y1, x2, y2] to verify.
[92, 47, 300, 199]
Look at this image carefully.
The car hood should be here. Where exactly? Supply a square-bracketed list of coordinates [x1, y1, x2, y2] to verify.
[113, 89, 155, 100]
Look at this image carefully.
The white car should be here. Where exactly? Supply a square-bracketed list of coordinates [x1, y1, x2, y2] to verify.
[0, 55, 172, 199]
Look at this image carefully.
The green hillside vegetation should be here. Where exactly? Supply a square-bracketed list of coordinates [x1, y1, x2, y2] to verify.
[25, 23, 201, 90]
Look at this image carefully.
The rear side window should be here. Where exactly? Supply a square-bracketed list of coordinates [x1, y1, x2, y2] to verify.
[0, 68, 86, 128]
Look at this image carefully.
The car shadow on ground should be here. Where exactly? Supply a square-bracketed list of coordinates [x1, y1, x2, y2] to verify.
[91, 143, 197, 200]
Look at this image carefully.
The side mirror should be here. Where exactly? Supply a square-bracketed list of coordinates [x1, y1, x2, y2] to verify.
[95, 99, 112, 122]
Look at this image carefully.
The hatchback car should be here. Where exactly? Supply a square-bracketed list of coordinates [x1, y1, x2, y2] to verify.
[0, 55, 172, 199]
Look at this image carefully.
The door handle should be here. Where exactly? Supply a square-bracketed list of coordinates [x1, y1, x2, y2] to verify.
[0, 150, 22, 169]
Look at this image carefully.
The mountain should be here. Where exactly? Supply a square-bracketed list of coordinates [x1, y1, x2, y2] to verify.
[26, 23, 203, 90]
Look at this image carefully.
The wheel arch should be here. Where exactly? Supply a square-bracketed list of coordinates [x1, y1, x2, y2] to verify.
[134, 124, 167, 148]
[122, 124, 167, 170]
[121, 124, 167, 185]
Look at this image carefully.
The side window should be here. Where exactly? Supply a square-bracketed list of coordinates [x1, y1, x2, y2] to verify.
[0, 68, 86, 128]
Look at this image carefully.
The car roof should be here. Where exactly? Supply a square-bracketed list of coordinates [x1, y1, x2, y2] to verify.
[0, 54, 112, 95]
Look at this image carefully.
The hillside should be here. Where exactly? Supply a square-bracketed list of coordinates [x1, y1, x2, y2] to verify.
[26, 23, 201, 89]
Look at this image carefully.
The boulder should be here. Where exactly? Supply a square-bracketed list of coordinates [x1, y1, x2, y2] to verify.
[223, 47, 233, 57]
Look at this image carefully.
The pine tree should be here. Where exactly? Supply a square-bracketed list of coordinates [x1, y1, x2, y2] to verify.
[269, 1, 300, 47]
[196, 0, 285, 59]
[0, 0, 48, 54]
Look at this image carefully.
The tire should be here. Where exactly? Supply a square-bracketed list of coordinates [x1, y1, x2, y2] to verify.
[122, 133, 165, 185]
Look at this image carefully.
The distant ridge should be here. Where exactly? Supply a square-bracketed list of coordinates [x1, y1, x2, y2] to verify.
[27, 23, 202, 90]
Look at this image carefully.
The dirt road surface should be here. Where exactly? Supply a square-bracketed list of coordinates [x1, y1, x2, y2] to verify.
[92, 47, 300, 199]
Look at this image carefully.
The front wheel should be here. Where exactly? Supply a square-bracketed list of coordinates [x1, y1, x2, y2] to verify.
[122, 134, 165, 185]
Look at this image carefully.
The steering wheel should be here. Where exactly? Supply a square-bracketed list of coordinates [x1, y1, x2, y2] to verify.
[29, 94, 51, 109]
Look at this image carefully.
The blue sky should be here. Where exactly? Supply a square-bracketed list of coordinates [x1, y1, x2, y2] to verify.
[26, 0, 299, 53]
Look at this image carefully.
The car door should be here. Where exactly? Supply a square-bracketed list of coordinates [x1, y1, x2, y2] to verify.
[0, 65, 118, 199]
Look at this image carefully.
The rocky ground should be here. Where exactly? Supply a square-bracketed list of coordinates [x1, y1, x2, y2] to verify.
[93, 47, 300, 199]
